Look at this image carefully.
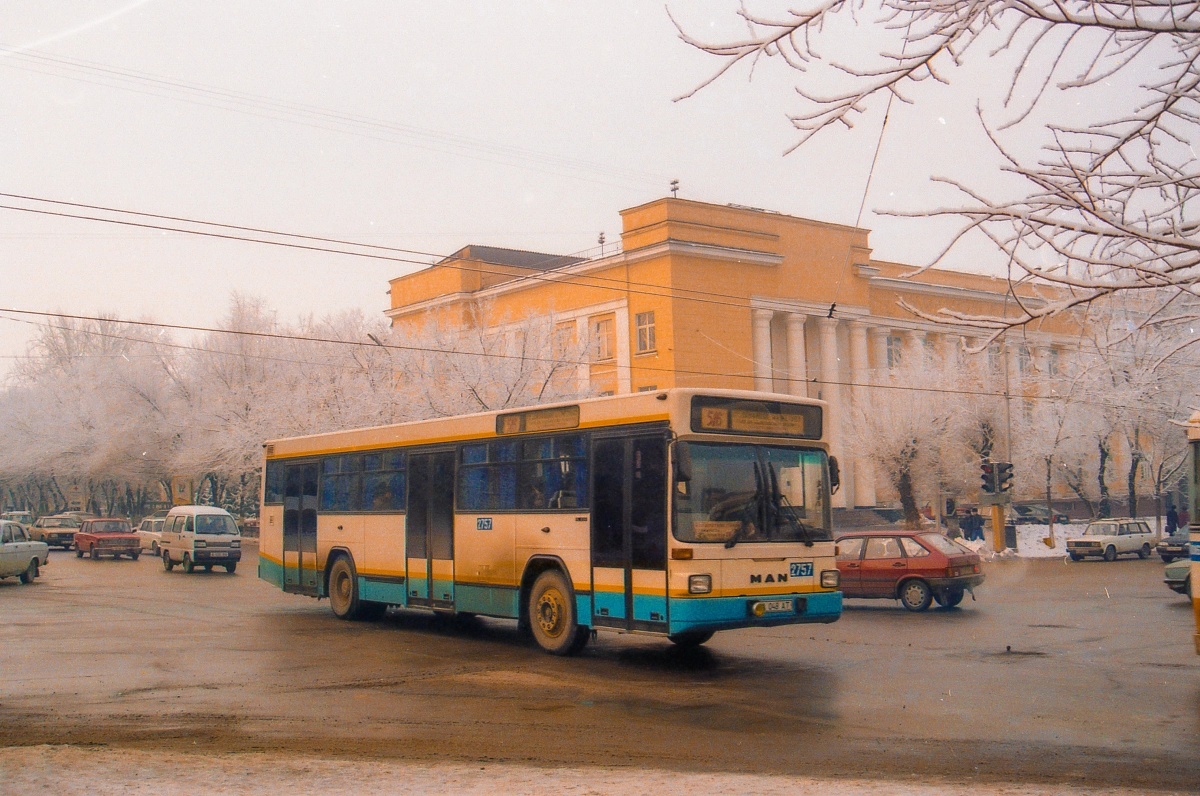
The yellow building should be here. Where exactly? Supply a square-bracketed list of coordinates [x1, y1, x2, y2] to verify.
[387, 198, 1079, 509]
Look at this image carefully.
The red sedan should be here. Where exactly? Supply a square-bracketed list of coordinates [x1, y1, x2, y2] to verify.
[835, 530, 984, 612]
[74, 518, 141, 560]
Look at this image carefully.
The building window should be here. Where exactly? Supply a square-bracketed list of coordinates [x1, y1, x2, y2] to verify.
[591, 316, 615, 361]
[886, 335, 903, 368]
[635, 311, 656, 353]
[553, 321, 575, 359]
[1017, 345, 1032, 375]
[636, 385, 657, 392]
[987, 344, 1001, 373]
[1047, 348, 1060, 376]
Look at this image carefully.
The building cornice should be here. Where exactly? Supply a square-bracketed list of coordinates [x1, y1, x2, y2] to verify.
[624, 239, 783, 267]
[868, 275, 1047, 309]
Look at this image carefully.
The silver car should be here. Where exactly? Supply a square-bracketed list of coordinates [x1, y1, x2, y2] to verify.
[0, 520, 49, 583]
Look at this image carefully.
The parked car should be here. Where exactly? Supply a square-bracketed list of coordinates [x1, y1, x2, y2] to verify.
[160, 506, 241, 574]
[1156, 529, 1191, 563]
[2, 510, 35, 527]
[1066, 519, 1158, 562]
[835, 530, 985, 612]
[61, 511, 98, 524]
[136, 516, 166, 552]
[74, 518, 141, 560]
[30, 515, 81, 549]
[0, 520, 49, 583]
[1011, 504, 1070, 525]
[1164, 558, 1192, 599]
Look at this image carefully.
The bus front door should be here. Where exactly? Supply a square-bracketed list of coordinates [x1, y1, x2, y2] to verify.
[406, 451, 456, 608]
[590, 435, 669, 633]
[282, 463, 319, 596]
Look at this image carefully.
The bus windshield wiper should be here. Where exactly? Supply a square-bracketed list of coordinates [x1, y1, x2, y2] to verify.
[726, 461, 765, 549]
[768, 461, 816, 547]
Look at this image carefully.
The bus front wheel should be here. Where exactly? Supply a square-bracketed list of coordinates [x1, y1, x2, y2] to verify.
[669, 630, 714, 648]
[528, 570, 584, 656]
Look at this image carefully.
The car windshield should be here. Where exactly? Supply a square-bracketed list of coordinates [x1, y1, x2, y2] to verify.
[43, 518, 78, 528]
[194, 515, 238, 535]
[918, 533, 971, 555]
[673, 443, 832, 545]
[1083, 523, 1116, 536]
[89, 521, 131, 533]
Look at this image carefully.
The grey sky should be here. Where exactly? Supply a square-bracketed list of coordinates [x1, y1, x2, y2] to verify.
[1, 1, 1042, 371]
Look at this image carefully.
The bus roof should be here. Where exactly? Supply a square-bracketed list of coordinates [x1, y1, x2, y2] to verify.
[263, 387, 827, 460]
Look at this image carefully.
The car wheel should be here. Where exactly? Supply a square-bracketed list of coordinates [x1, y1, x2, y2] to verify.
[934, 587, 965, 608]
[1103, 545, 1117, 562]
[162, 550, 175, 571]
[19, 560, 38, 584]
[151, 541, 158, 553]
[204, 564, 213, 572]
[669, 630, 714, 648]
[225, 562, 237, 574]
[528, 569, 584, 655]
[182, 554, 195, 574]
[1161, 555, 1175, 564]
[1068, 553, 1083, 562]
[131, 551, 140, 561]
[75, 545, 83, 558]
[899, 579, 933, 612]
[90, 546, 100, 560]
[1138, 543, 1150, 559]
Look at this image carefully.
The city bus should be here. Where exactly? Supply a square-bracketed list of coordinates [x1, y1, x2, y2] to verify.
[258, 388, 842, 655]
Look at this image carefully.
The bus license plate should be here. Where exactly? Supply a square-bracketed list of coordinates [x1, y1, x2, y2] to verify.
[209, 551, 228, 558]
[761, 599, 794, 613]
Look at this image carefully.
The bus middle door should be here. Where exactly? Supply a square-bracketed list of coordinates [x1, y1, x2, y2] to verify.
[590, 434, 668, 632]
[407, 451, 456, 608]
[282, 462, 319, 596]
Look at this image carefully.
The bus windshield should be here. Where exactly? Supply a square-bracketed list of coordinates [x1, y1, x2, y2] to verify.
[673, 443, 832, 545]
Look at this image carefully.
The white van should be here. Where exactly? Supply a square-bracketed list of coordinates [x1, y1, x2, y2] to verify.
[159, 506, 242, 574]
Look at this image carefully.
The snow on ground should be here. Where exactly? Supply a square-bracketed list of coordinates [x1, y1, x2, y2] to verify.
[954, 517, 1167, 560]
[1, 746, 1185, 796]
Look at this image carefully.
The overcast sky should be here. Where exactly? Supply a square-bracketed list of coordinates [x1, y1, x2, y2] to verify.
[1, 1, 1072, 372]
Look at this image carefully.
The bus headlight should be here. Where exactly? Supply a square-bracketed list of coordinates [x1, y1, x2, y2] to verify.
[820, 570, 840, 589]
[688, 574, 712, 594]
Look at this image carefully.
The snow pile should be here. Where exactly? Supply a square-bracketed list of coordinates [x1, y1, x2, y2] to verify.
[961, 517, 1168, 560]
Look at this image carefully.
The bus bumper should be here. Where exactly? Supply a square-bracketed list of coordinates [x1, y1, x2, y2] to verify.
[667, 591, 841, 636]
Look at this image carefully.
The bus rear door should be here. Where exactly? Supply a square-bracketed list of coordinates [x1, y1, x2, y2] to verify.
[282, 463, 319, 596]
[407, 451, 456, 608]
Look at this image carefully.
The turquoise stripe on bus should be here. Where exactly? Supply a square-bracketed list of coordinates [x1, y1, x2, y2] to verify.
[575, 593, 592, 624]
[431, 578, 455, 603]
[408, 575, 427, 599]
[359, 578, 409, 606]
[258, 555, 285, 588]
[632, 592, 668, 623]
[455, 584, 520, 618]
[592, 590, 624, 620]
[667, 591, 842, 635]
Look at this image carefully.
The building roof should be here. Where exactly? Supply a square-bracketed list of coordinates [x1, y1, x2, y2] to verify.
[439, 245, 584, 272]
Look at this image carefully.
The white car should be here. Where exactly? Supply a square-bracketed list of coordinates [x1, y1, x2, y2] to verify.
[0, 520, 49, 583]
[136, 517, 166, 552]
[160, 506, 242, 574]
[1067, 519, 1158, 562]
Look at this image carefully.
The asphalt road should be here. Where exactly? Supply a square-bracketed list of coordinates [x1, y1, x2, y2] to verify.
[2, 544, 1198, 792]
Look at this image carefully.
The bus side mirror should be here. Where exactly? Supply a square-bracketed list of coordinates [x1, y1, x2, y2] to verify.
[829, 456, 841, 494]
[673, 441, 693, 483]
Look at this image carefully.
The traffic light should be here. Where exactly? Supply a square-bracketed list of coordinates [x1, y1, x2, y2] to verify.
[980, 462, 996, 493]
[996, 462, 1014, 493]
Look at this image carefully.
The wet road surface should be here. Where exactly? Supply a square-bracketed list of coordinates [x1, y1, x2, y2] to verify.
[2, 544, 1197, 791]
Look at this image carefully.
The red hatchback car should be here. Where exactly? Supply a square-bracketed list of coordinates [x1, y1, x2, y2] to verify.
[835, 530, 984, 612]
[74, 518, 141, 560]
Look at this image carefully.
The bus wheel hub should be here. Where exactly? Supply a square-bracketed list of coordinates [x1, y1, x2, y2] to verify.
[537, 592, 563, 636]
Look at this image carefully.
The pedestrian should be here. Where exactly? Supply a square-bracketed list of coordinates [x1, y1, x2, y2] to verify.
[1166, 504, 1179, 535]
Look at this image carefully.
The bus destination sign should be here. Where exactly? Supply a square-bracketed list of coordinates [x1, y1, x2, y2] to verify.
[496, 405, 581, 435]
[691, 396, 822, 440]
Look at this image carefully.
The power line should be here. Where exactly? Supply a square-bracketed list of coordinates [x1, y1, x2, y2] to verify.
[0, 306, 1166, 412]
[0, 45, 669, 191]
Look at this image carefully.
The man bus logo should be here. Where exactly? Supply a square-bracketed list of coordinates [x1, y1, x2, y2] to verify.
[790, 562, 814, 578]
[476, 517, 493, 530]
[750, 573, 787, 584]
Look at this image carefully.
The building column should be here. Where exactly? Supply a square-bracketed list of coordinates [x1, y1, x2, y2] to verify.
[752, 309, 773, 392]
[785, 313, 808, 397]
[848, 321, 875, 508]
[868, 326, 890, 377]
[904, 329, 926, 369]
[817, 316, 845, 509]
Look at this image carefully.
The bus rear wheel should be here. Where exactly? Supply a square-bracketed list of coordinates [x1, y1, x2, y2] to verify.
[528, 570, 583, 656]
[328, 556, 381, 620]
